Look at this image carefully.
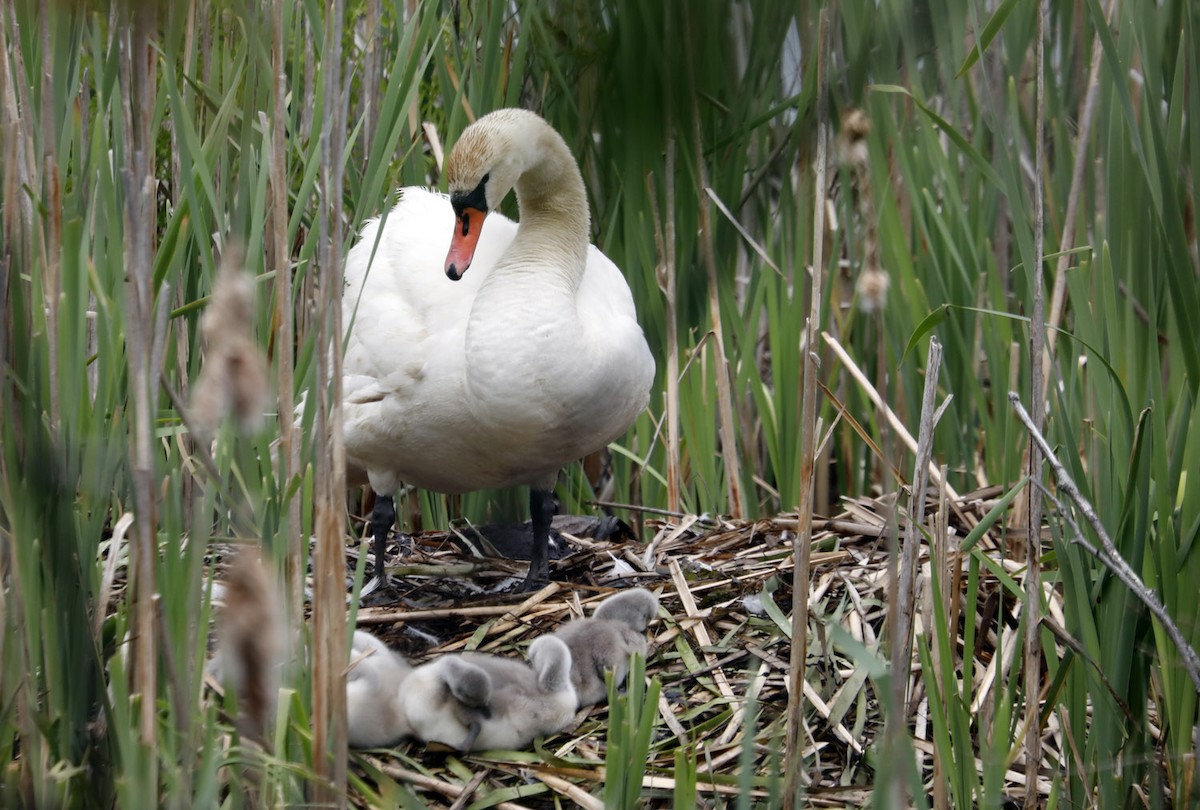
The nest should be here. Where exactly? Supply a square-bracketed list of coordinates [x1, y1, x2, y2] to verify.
[341, 483, 1048, 808]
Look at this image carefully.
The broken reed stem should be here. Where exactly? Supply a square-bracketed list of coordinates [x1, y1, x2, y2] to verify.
[270, 0, 302, 626]
[783, 9, 828, 805]
[312, 1, 349, 804]
[1010, 393, 1200, 693]
[898, 337, 942, 685]
[1024, 3, 1047, 804]
[119, 0, 159, 753]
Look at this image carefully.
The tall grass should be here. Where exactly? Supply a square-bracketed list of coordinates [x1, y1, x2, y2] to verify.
[0, 0, 1196, 806]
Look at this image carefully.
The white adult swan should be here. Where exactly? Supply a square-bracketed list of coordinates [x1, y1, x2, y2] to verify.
[342, 108, 655, 589]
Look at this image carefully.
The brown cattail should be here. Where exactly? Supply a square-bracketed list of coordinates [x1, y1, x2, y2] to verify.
[837, 109, 890, 313]
[190, 242, 270, 437]
[836, 108, 872, 170]
[213, 546, 283, 741]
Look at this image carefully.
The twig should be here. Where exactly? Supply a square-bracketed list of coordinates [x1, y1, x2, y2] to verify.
[784, 10, 828, 804]
[1009, 393, 1200, 693]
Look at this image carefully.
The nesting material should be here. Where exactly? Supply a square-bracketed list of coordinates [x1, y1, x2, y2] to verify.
[336, 487, 1053, 807]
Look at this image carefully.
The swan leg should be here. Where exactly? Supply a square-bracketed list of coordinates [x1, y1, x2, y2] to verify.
[522, 488, 556, 590]
[371, 494, 396, 581]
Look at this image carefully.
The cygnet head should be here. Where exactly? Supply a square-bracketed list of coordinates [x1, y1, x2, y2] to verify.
[401, 656, 495, 751]
[527, 635, 573, 694]
[593, 588, 659, 631]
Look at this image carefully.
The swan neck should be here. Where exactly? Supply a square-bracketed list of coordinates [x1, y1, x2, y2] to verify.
[508, 133, 590, 275]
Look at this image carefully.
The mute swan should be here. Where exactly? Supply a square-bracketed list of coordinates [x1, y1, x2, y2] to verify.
[400, 636, 576, 751]
[346, 630, 413, 748]
[341, 108, 656, 589]
[553, 588, 659, 707]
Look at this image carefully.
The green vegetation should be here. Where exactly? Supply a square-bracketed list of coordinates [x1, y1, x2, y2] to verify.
[1, 0, 1197, 807]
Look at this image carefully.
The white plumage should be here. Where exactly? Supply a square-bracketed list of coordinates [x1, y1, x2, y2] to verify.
[340, 109, 655, 587]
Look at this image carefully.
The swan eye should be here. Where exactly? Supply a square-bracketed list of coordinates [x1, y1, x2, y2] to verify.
[481, 172, 490, 185]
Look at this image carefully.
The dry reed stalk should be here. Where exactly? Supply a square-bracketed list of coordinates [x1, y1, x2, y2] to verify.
[783, 9, 828, 805]
[931, 465, 950, 810]
[534, 771, 605, 810]
[822, 331, 961, 501]
[1011, 0, 1116, 530]
[119, 0, 160, 753]
[270, 0, 302, 624]
[311, 0, 349, 802]
[669, 559, 736, 703]
[444, 771, 487, 810]
[361, 0, 381, 156]
[1041, 0, 1118, 384]
[898, 338, 943, 684]
[692, 112, 744, 519]
[1023, 3, 1048, 804]
[649, 138, 681, 514]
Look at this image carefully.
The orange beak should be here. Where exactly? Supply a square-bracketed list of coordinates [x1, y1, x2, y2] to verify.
[445, 207, 486, 280]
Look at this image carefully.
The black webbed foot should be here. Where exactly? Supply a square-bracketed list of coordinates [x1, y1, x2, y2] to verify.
[370, 494, 396, 582]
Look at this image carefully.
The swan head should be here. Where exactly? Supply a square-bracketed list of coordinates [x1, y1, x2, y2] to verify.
[443, 109, 547, 280]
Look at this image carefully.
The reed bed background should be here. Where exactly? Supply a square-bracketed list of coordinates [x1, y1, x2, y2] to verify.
[1, 0, 1197, 807]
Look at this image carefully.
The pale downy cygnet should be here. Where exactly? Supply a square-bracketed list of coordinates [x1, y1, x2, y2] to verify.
[553, 588, 659, 707]
[401, 635, 576, 751]
[346, 629, 413, 748]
